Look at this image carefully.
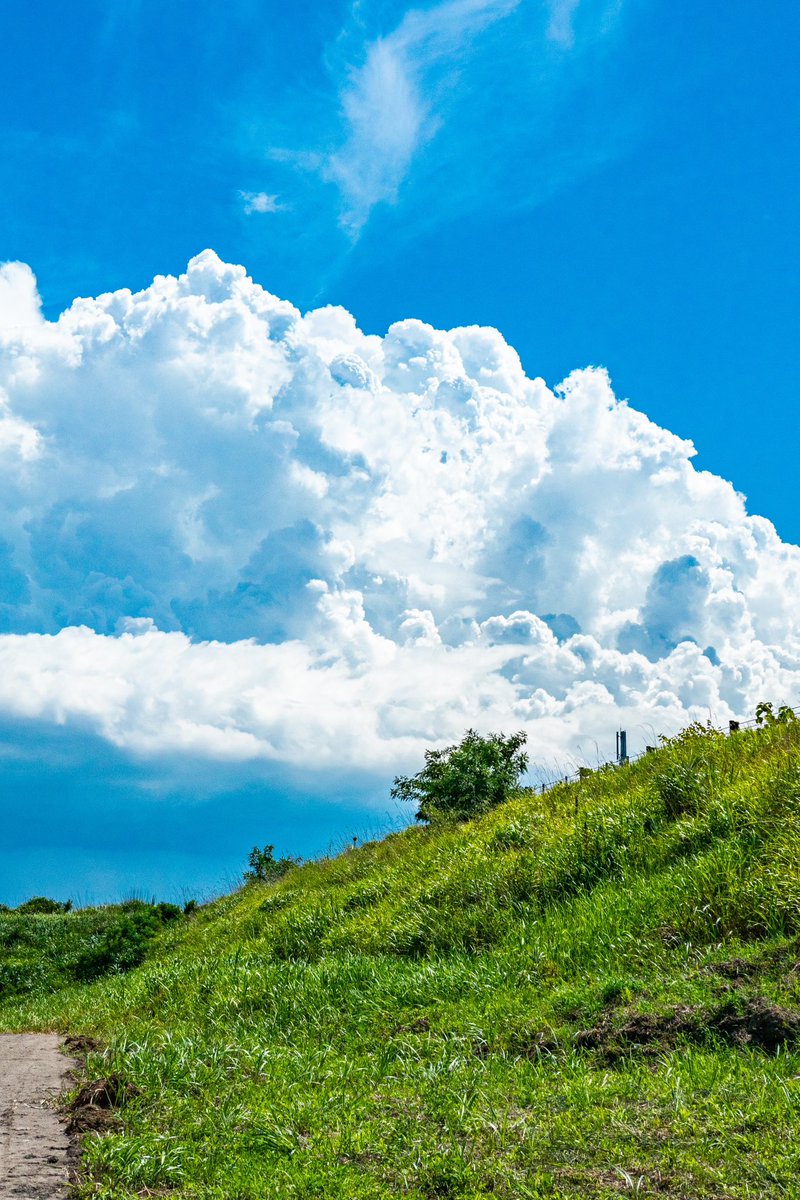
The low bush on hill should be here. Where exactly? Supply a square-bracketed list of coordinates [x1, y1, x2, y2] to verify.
[0, 900, 189, 1001]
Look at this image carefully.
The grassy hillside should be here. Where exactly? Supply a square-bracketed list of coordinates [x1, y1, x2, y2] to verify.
[5, 718, 800, 1198]
[0, 900, 185, 1004]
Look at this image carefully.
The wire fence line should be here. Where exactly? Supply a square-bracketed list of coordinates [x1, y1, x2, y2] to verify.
[334, 706, 799, 849]
[531, 711, 786, 796]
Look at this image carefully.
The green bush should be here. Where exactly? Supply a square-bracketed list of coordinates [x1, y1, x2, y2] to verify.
[16, 897, 71, 915]
[75, 906, 173, 981]
[244, 845, 298, 884]
[391, 728, 529, 822]
[154, 902, 183, 923]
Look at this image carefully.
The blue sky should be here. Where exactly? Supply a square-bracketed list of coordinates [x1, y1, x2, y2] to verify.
[0, 1, 798, 902]
[2, 1, 797, 537]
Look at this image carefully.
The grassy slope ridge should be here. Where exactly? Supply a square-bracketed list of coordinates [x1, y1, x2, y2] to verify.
[4, 721, 800, 1198]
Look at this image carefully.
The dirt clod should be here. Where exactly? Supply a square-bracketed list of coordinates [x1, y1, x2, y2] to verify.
[575, 996, 800, 1061]
[65, 1074, 140, 1139]
[494, 1028, 560, 1059]
[575, 1005, 701, 1058]
[65, 1104, 120, 1136]
[392, 1016, 430, 1035]
[69, 1075, 139, 1111]
[712, 997, 800, 1051]
[704, 958, 759, 981]
[63, 1034, 102, 1056]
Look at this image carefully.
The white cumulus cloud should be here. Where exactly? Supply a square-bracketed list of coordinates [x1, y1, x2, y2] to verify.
[0, 249, 798, 783]
[0, 262, 44, 331]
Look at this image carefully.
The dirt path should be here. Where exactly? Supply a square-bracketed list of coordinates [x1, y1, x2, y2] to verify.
[0, 1035, 77, 1199]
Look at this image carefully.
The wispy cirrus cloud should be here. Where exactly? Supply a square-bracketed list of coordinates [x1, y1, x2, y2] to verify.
[545, 0, 581, 47]
[324, 0, 520, 232]
[259, 0, 629, 246]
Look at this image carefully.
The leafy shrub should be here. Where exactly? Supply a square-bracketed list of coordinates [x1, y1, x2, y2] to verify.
[658, 719, 723, 750]
[756, 701, 797, 727]
[391, 728, 529, 822]
[244, 845, 298, 884]
[75, 907, 171, 981]
[154, 902, 183, 923]
[16, 897, 72, 914]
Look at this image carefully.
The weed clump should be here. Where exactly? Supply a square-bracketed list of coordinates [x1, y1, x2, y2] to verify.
[654, 762, 703, 818]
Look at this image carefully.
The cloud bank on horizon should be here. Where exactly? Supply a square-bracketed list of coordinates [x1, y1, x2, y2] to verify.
[0, 250, 798, 783]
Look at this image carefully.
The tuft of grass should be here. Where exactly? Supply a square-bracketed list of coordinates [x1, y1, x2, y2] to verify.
[5, 720, 800, 1195]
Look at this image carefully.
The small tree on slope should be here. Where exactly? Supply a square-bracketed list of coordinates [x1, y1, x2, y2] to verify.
[391, 728, 529, 823]
[244, 845, 298, 884]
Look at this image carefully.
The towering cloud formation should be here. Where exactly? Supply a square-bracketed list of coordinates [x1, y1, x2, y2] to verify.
[0, 252, 797, 777]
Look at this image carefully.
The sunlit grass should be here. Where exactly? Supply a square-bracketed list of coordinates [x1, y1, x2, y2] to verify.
[4, 720, 800, 1196]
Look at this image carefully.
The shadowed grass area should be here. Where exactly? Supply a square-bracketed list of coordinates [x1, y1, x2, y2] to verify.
[4, 719, 800, 1197]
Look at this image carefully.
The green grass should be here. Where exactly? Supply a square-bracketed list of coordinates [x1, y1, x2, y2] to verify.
[0, 900, 184, 1003]
[5, 719, 800, 1197]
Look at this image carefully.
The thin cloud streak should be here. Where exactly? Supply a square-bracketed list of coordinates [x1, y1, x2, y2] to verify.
[323, 0, 521, 232]
[545, 0, 582, 47]
[256, 0, 628, 266]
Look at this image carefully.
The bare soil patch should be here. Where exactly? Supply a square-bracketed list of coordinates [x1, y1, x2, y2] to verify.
[61, 1035, 101, 1058]
[575, 996, 800, 1061]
